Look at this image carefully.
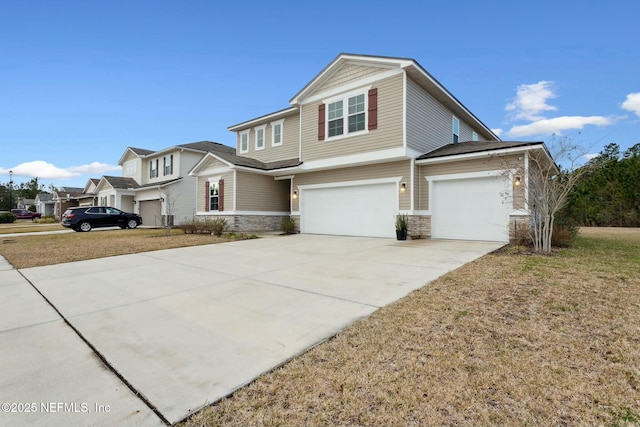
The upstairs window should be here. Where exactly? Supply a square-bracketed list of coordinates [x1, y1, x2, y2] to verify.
[240, 131, 249, 153]
[327, 100, 344, 137]
[163, 154, 173, 176]
[472, 131, 479, 141]
[452, 117, 460, 143]
[271, 119, 284, 147]
[150, 159, 159, 178]
[319, 88, 377, 141]
[255, 125, 266, 150]
[348, 94, 365, 133]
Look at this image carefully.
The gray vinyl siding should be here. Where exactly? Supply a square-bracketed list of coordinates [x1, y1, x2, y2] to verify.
[236, 115, 300, 163]
[418, 155, 525, 211]
[292, 160, 411, 211]
[235, 172, 289, 212]
[300, 73, 404, 161]
[315, 63, 389, 94]
[406, 78, 486, 153]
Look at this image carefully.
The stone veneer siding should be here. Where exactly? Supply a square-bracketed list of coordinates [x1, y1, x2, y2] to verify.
[406, 215, 431, 239]
[200, 214, 289, 233]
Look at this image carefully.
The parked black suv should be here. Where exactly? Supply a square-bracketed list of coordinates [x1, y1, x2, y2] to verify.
[62, 206, 142, 232]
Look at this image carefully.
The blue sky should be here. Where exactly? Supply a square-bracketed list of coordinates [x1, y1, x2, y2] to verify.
[1, 0, 638, 189]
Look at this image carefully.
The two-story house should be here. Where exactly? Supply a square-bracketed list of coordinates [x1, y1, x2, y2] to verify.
[189, 53, 551, 241]
[90, 141, 236, 226]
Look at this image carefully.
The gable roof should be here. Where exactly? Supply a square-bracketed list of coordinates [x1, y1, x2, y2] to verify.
[190, 151, 302, 176]
[35, 193, 53, 202]
[100, 176, 140, 190]
[418, 141, 543, 160]
[288, 53, 499, 141]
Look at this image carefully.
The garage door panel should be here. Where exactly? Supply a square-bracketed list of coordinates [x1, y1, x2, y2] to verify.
[301, 183, 396, 238]
[432, 176, 510, 242]
[139, 200, 161, 227]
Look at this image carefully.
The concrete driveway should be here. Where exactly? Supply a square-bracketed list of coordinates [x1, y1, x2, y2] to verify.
[2, 234, 503, 425]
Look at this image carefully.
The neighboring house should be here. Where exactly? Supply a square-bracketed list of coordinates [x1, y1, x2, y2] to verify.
[34, 193, 55, 216]
[52, 187, 85, 219]
[100, 141, 237, 226]
[190, 53, 551, 242]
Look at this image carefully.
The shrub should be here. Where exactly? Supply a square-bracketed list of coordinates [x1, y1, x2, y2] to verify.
[178, 217, 228, 236]
[281, 216, 296, 234]
[34, 216, 57, 224]
[209, 218, 228, 237]
[551, 217, 578, 247]
[510, 221, 532, 246]
[0, 212, 16, 223]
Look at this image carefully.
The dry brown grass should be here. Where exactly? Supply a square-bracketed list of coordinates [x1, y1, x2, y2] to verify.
[184, 228, 640, 427]
[0, 222, 66, 234]
[0, 228, 233, 269]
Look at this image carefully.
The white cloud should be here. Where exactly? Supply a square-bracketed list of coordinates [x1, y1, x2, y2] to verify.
[0, 161, 120, 180]
[584, 153, 599, 160]
[621, 92, 640, 117]
[507, 116, 617, 137]
[491, 128, 504, 137]
[506, 81, 558, 121]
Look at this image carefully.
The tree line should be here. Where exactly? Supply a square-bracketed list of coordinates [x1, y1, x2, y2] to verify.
[563, 142, 640, 227]
[0, 177, 48, 210]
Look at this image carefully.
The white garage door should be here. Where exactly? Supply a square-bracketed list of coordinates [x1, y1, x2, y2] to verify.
[301, 182, 397, 238]
[431, 176, 510, 242]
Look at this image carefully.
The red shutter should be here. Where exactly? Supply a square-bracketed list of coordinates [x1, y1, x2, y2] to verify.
[218, 179, 224, 212]
[204, 181, 210, 212]
[368, 88, 378, 130]
[318, 104, 325, 141]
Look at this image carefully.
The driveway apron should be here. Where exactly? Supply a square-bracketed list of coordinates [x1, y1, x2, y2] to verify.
[10, 235, 502, 424]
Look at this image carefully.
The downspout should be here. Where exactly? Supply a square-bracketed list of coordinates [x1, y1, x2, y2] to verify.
[298, 105, 303, 161]
[524, 151, 530, 211]
[410, 158, 415, 212]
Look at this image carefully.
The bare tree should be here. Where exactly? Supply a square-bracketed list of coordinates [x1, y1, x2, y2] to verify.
[160, 184, 179, 235]
[524, 136, 590, 252]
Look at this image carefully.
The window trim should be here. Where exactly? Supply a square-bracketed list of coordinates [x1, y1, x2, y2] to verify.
[254, 125, 266, 151]
[150, 158, 159, 179]
[239, 130, 250, 154]
[322, 86, 371, 142]
[270, 119, 284, 147]
[472, 131, 478, 141]
[452, 116, 460, 144]
[163, 154, 173, 176]
[208, 177, 220, 211]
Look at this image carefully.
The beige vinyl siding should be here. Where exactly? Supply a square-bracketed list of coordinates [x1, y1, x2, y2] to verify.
[419, 155, 525, 211]
[235, 172, 289, 212]
[201, 157, 229, 170]
[292, 160, 411, 211]
[300, 74, 404, 161]
[315, 63, 388, 94]
[406, 78, 486, 152]
[196, 173, 235, 212]
[236, 115, 300, 163]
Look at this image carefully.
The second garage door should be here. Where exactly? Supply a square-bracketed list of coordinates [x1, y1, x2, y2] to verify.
[301, 182, 397, 238]
[431, 175, 511, 242]
[139, 200, 162, 227]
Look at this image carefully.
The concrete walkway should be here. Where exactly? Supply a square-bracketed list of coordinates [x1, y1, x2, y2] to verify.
[1, 235, 503, 425]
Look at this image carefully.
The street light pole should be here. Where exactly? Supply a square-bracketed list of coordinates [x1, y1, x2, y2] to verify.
[8, 170, 13, 210]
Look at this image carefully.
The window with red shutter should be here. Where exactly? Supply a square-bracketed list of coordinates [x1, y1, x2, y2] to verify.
[204, 181, 210, 212]
[368, 88, 378, 130]
[318, 104, 325, 140]
[218, 179, 224, 212]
